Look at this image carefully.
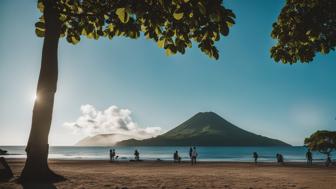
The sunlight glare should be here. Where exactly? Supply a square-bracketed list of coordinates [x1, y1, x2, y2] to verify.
[32, 94, 38, 102]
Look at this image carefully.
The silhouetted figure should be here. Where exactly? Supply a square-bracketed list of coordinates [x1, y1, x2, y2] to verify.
[253, 152, 258, 164]
[326, 155, 332, 167]
[306, 149, 313, 165]
[134, 149, 140, 161]
[109, 149, 113, 161]
[189, 147, 193, 159]
[191, 147, 198, 165]
[280, 154, 284, 164]
[276, 153, 284, 164]
[0, 157, 13, 180]
[276, 153, 279, 163]
[174, 151, 181, 163]
[111, 149, 116, 161]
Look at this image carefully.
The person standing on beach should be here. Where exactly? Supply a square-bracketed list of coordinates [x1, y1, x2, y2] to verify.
[306, 149, 313, 165]
[253, 152, 258, 164]
[276, 153, 280, 163]
[280, 154, 284, 164]
[326, 155, 332, 167]
[191, 147, 198, 165]
[174, 151, 181, 163]
[276, 153, 284, 164]
[134, 149, 140, 161]
[189, 147, 193, 159]
[111, 149, 116, 161]
[109, 149, 113, 162]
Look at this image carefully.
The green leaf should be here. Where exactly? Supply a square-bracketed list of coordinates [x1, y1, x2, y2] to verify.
[66, 34, 80, 44]
[165, 48, 173, 56]
[35, 21, 45, 30]
[212, 48, 219, 60]
[212, 32, 219, 41]
[108, 24, 114, 32]
[157, 38, 165, 48]
[173, 12, 184, 20]
[81, 28, 88, 36]
[116, 8, 129, 24]
[59, 14, 67, 22]
[71, 35, 80, 44]
[35, 28, 45, 37]
[226, 20, 234, 27]
[220, 25, 229, 36]
[87, 32, 95, 39]
[186, 41, 192, 48]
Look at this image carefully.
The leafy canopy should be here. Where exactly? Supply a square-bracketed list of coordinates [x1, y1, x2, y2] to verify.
[36, 0, 235, 60]
[271, 0, 336, 64]
[304, 130, 336, 155]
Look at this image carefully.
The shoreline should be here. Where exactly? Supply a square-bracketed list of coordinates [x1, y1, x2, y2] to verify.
[2, 157, 331, 164]
[1, 146, 333, 163]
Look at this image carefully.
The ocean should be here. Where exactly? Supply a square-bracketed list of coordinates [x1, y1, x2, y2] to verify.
[0, 146, 333, 162]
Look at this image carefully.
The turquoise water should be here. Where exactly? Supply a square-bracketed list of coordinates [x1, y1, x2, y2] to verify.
[0, 146, 334, 162]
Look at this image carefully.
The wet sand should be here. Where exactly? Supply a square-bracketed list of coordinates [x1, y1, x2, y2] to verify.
[1, 159, 335, 189]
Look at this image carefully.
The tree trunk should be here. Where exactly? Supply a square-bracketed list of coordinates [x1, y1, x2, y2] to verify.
[20, 0, 63, 182]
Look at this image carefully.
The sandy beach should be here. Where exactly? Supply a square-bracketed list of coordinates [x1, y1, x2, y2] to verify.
[1, 159, 335, 189]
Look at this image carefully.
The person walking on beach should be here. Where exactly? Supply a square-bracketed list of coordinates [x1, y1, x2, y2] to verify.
[306, 149, 313, 165]
[191, 147, 198, 165]
[134, 149, 140, 161]
[253, 152, 258, 164]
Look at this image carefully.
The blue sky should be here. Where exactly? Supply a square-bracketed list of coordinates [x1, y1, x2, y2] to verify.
[0, 0, 335, 146]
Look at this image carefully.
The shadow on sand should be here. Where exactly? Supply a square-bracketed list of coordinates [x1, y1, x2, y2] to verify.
[21, 182, 57, 189]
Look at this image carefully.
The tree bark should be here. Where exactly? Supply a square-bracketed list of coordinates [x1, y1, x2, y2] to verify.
[20, 0, 63, 181]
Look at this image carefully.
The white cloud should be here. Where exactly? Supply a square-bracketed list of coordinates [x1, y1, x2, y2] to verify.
[64, 104, 162, 142]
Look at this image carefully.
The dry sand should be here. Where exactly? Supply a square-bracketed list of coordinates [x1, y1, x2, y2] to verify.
[1, 159, 336, 189]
